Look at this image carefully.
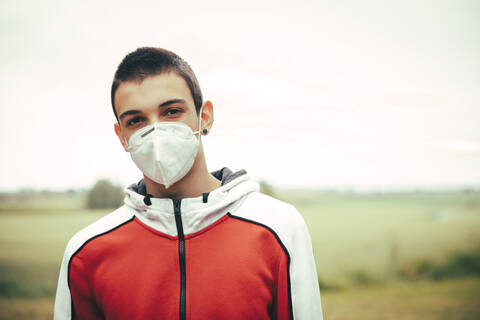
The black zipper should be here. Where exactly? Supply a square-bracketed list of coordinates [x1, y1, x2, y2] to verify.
[173, 199, 186, 320]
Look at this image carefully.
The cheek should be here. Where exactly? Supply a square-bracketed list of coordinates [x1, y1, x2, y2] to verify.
[183, 112, 201, 130]
[121, 128, 137, 145]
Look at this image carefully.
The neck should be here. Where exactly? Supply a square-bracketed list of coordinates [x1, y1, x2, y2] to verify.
[143, 147, 222, 200]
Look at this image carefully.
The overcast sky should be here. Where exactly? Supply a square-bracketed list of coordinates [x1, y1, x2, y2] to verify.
[1, 0, 479, 191]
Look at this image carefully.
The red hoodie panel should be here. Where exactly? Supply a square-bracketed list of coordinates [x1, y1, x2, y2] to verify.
[187, 214, 290, 320]
[69, 218, 180, 320]
[68, 214, 292, 320]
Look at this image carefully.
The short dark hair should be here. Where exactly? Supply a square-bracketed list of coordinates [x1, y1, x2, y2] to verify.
[111, 47, 203, 121]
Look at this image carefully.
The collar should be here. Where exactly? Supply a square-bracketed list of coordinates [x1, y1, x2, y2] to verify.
[123, 167, 259, 236]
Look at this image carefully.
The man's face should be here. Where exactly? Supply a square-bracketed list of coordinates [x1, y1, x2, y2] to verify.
[114, 72, 210, 151]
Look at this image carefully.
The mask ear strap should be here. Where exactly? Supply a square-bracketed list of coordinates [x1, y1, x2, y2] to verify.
[123, 136, 129, 151]
[193, 105, 205, 136]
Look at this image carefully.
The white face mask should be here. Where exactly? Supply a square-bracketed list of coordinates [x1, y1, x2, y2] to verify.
[124, 111, 204, 189]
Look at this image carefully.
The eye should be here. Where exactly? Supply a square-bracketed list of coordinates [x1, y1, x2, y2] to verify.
[126, 116, 145, 127]
[164, 108, 182, 117]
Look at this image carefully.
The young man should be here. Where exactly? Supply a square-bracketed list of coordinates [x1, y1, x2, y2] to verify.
[54, 47, 324, 320]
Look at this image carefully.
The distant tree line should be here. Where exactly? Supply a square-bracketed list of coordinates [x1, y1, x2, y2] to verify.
[86, 179, 124, 209]
[84, 179, 276, 209]
[259, 180, 276, 198]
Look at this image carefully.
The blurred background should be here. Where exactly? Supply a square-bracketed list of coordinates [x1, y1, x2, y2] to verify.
[0, 0, 479, 319]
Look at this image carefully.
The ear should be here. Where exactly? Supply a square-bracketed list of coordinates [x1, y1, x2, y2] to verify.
[200, 100, 214, 135]
[114, 122, 129, 152]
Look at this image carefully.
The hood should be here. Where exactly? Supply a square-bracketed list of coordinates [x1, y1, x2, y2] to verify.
[123, 167, 259, 236]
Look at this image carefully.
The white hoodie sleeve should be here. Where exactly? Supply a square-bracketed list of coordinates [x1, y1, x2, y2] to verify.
[54, 246, 73, 320]
[285, 206, 324, 319]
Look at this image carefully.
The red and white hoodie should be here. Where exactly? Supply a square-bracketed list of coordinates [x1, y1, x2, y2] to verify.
[54, 168, 323, 320]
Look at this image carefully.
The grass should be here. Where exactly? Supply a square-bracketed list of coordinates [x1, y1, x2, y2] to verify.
[0, 190, 479, 319]
[1, 277, 478, 320]
[0, 210, 108, 300]
[322, 277, 480, 320]
[278, 190, 480, 287]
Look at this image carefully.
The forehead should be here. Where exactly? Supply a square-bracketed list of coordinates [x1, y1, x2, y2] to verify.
[114, 72, 194, 116]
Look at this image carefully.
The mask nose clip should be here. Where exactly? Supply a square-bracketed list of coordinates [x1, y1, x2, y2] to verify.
[140, 127, 155, 138]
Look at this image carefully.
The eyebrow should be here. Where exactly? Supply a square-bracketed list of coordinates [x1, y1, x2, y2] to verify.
[118, 99, 187, 121]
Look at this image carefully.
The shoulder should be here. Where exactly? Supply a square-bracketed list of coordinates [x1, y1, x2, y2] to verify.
[232, 191, 304, 224]
[64, 205, 134, 259]
[230, 192, 309, 245]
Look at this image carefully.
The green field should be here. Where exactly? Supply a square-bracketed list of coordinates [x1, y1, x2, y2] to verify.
[286, 191, 480, 286]
[0, 190, 479, 319]
[1, 278, 479, 320]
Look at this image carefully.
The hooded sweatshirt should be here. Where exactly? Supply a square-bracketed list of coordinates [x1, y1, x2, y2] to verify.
[54, 168, 323, 320]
